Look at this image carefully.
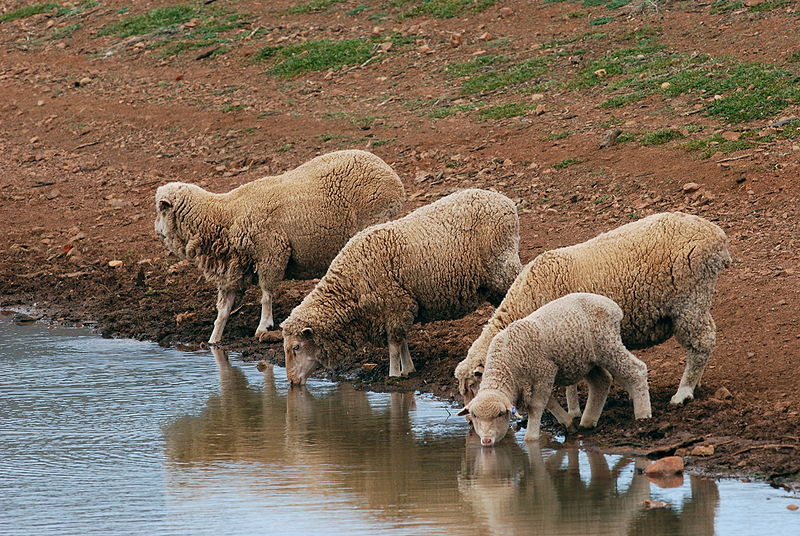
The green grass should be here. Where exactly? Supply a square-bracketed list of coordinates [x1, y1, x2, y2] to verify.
[221, 104, 248, 113]
[49, 23, 81, 39]
[590, 16, 614, 25]
[640, 128, 684, 146]
[0, 2, 58, 23]
[749, 0, 794, 12]
[56, 1, 99, 17]
[256, 38, 375, 78]
[284, 0, 346, 15]
[398, 0, 496, 19]
[477, 102, 533, 120]
[554, 157, 582, 169]
[97, 5, 200, 37]
[427, 103, 478, 118]
[545, 130, 572, 140]
[685, 122, 800, 158]
[447, 56, 550, 94]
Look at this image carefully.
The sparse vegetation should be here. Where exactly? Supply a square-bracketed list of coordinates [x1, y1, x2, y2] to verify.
[256, 38, 375, 77]
[478, 102, 533, 120]
[640, 128, 684, 146]
[0, 2, 57, 23]
[554, 157, 582, 169]
[447, 56, 550, 94]
[397, 0, 496, 19]
[284, 0, 346, 15]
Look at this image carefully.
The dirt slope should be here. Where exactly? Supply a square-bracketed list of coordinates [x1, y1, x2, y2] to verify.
[1, 0, 798, 487]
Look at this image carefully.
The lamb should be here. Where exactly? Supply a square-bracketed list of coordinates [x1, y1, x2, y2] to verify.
[154, 149, 405, 344]
[458, 293, 652, 446]
[455, 211, 731, 409]
[281, 188, 522, 385]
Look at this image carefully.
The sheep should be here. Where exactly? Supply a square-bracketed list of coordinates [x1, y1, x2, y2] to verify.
[154, 149, 405, 344]
[281, 188, 523, 385]
[456, 211, 731, 409]
[458, 293, 652, 446]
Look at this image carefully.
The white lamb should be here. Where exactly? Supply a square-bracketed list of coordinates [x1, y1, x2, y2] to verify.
[458, 293, 652, 446]
[455, 211, 731, 410]
[154, 150, 405, 344]
[281, 188, 522, 385]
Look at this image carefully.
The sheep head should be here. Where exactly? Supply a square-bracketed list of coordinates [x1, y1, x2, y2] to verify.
[154, 182, 188, 257]
[456, 362, 484, 408]
[282, 326, 322, 385]
[457, 389, 513, 447]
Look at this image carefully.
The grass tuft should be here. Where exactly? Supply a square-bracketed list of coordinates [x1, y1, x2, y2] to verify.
[0, 2, 58, 23]
[257, 38, 375, 78]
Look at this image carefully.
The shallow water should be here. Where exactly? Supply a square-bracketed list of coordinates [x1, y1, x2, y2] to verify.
[0, 316, 797, 535]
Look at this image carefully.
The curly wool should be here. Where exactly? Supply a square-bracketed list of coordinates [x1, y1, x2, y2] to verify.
[155, 149, 405, 342]
[467, 293, 651, 442]
[282, 188, 522, 371]
[456, 211, 731, 406]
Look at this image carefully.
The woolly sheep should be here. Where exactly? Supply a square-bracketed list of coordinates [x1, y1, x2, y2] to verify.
[455, 211, 731, 408]
[154, 150, 405, 344]
[281, 188, 522, 385]
[458, 293, 652, 446]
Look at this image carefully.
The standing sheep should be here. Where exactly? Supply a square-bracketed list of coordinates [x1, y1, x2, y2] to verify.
[154, 150, 405, 344]
[458, 293, 652, 446]
[455, 211, 731, 408]
[281, 188, 522, 385]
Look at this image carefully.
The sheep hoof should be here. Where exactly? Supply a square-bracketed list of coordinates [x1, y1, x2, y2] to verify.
[670, 389, 694, 406]
[255, 329, 283, 343]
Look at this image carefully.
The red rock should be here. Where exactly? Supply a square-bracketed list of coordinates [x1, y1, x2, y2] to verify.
[644, 456, 684, 475]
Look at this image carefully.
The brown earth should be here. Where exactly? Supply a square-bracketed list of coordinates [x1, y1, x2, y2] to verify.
[1, 0, 798, 488]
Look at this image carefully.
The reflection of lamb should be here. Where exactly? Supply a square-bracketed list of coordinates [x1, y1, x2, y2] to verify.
[459, 443, 656, 536]
[460, 293, 651, 445]
[456, 211, 731, 410]
[154, 150, 405, 344]
[282, 188, 522, 385]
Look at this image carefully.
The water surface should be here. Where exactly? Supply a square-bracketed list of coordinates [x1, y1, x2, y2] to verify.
[0, 316, 796, 535]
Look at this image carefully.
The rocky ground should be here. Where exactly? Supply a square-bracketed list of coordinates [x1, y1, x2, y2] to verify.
[1, 0, 798, 488]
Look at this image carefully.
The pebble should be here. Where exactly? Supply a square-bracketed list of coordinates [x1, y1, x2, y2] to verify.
[108, 260, 123, 268]
[788, 504, 798, 511]
[79, 77, 92, 86]
[644, 456, 684, 475]
[682, 182, 701, 193]
[690, 444, 715, 456]
[714, 386, 733, 400]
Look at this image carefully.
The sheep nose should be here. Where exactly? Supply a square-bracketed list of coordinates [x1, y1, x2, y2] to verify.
[481, 437, 494, 447]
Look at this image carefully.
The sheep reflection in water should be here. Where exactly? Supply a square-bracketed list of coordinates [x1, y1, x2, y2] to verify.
[162, 348, 720, 534]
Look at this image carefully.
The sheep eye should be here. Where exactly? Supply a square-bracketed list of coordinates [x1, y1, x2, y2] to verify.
[292, 344, 300, 351]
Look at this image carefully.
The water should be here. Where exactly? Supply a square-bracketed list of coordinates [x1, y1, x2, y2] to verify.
[0, 316, 797, 535]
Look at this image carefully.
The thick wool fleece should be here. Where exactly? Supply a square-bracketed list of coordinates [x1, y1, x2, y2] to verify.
[154, 149, 405, 343]
[456, 211, 731, 406]
[282, 188, 522, 376]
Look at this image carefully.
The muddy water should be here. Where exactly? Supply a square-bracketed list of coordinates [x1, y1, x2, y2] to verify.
[1, 316, 797, 535]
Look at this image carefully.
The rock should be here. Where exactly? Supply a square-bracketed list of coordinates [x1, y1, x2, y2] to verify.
[714, 386, 733, 400]
[644, 456, 684, 475]
[477, 32, 492, 41]
[643, 499, 671, 508]
[175, 311, 197, 325]
[736, 176, 746, 184]
[691, 444, 715, 456]
[449, 33, 462, 47]
[108, 260, 123, 268]
[256, 359, 270, 372]
[12, 313, 40, 324]
[534, 104, 546, 116]
[788, 504, 799, 511]
[682, 182, 701, 193]
[600, 128, 622, 148]
[530, 93, 544, 101]
[79, 77, 92, 86]
[660, 82, 672, 89]
[46, 189, 61, 200]
[362, 363, 378, 371]
[499, 6, 513, 17]
[594, 69, 607, 77]
[722, 131, 741, 141]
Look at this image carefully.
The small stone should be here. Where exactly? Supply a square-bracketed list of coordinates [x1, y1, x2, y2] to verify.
[46, 189, 60, 200]
[691, 444, 715, 456]
[499, 6, 513, 17]
[644, 456, 684, 475]
[682, 182, 701, 193]
[417, 43, 433, 54]
[108, 260, 123, 268]
[530, 93, 544, 101]
[600, 128, 622, 148]
[534, 104, 546, 116]
[660, 82, 672, 89]
[714, 386, 733, 400]
[37, 100, 44, 106]
[175, 311, 197, 325]
[788, 504, 799, 511]
[722, 131, 741, 141]
[362, 363, 378, 371]
[594, 69, 607, 77]
[256, 359, 269, 372]
[736, 176, 747, 184]
[477, 32, 492, 41]
[79, 77, 92, 86]
[29, 136, 39, 144]
[449, 33, 462, 47]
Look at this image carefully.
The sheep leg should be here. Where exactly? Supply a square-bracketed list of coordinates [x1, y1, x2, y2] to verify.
[566, 384, 582, 421]
[388, 339, 403, 377]
[523, 362, 558, 442]
[254, 289, 274, 341]
[671, 311, 716, 405]
[399, 339, 415, 376]
[603, 350, 652, 420]
[579, 366, 612, 428]
[209, 287, 237, 344]
[546, 395, 576, 433]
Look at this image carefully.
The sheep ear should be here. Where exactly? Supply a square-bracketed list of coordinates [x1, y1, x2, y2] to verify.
[472, 364, 484, 377]
[457, 406, 470, 417]
[300, 327, 313, 339]
[158, 199, 173, 212]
